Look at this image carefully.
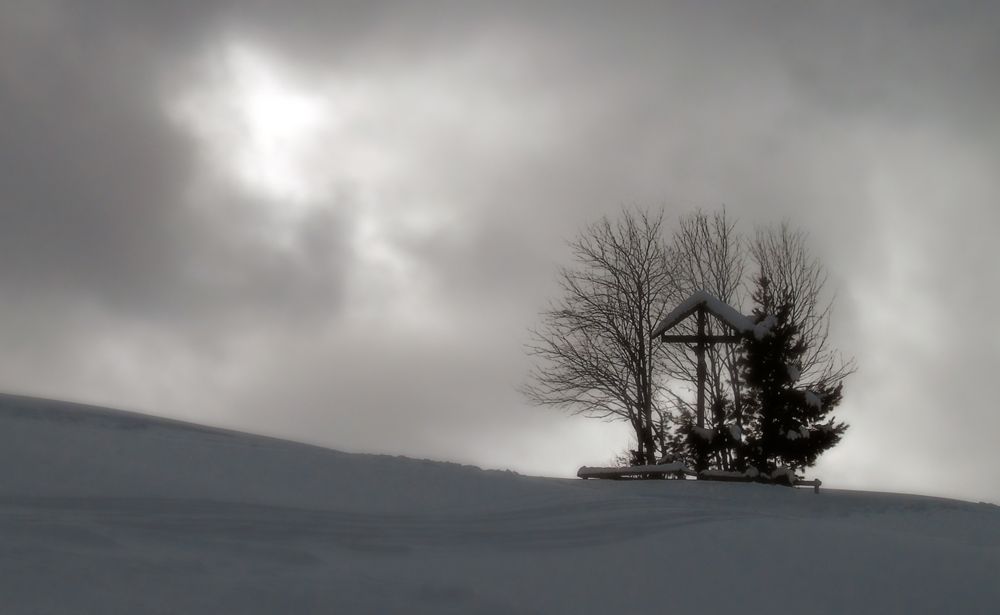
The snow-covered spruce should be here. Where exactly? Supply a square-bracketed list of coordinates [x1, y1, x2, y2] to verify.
[738, 296, 846, 475]
[691, 426, 716, 442]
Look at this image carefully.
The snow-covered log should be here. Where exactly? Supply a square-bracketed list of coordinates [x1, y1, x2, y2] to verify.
[580, 464, 822, 492]
[577, 463, 695, 480]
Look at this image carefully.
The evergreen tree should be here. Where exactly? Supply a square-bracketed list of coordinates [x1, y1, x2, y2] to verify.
[739, 276, 847, 477]
[664, 397, 743, 472]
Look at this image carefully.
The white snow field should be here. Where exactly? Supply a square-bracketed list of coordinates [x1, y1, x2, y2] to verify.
[0, 394, 997, 614]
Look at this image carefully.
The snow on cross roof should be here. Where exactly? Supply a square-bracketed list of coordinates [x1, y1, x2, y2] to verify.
[651, 290, 754, 337]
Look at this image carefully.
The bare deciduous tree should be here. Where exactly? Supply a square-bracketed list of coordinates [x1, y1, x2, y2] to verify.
[657, 210, 747, 469]
[521, 209, 678, 465]
[749, 222, 855, 391]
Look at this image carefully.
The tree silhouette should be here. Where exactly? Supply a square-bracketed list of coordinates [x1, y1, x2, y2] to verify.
[521, 209, 678, 465]
[739, 276, 847, 476]
[525, 208, 853, 472]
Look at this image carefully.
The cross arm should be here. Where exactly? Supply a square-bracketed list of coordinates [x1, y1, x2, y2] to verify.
[659, 334, 743, 344]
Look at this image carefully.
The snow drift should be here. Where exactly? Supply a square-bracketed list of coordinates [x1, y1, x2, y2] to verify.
[0, 393, 997, 614]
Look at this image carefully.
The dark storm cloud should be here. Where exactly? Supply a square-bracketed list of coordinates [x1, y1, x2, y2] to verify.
[1, 1, 998, 499]
[0, 1, 189, 297]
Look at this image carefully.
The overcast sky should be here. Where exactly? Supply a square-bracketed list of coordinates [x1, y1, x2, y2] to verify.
[1, 0, 998, 502]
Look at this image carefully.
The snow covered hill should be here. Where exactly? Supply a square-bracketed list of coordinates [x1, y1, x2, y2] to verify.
[0, 393, 997, 614]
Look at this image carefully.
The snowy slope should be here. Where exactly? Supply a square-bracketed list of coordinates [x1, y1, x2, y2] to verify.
[0, 394, 997, 614]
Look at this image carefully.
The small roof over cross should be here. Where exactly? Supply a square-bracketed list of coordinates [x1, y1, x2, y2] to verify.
[652, 291, 752, 449]
[651, 290, 753, 338]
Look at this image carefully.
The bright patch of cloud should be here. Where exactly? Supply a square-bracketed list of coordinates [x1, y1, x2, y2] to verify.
[169, 43, 334, 210]
[167, 38, 556, 337]
[222, 47, 329, 204]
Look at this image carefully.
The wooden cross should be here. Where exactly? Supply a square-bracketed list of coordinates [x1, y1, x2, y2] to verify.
[651, 291, 752, 430]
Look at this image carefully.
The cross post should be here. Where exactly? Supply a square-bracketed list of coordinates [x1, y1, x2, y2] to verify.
[653, 292, 750, 471]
